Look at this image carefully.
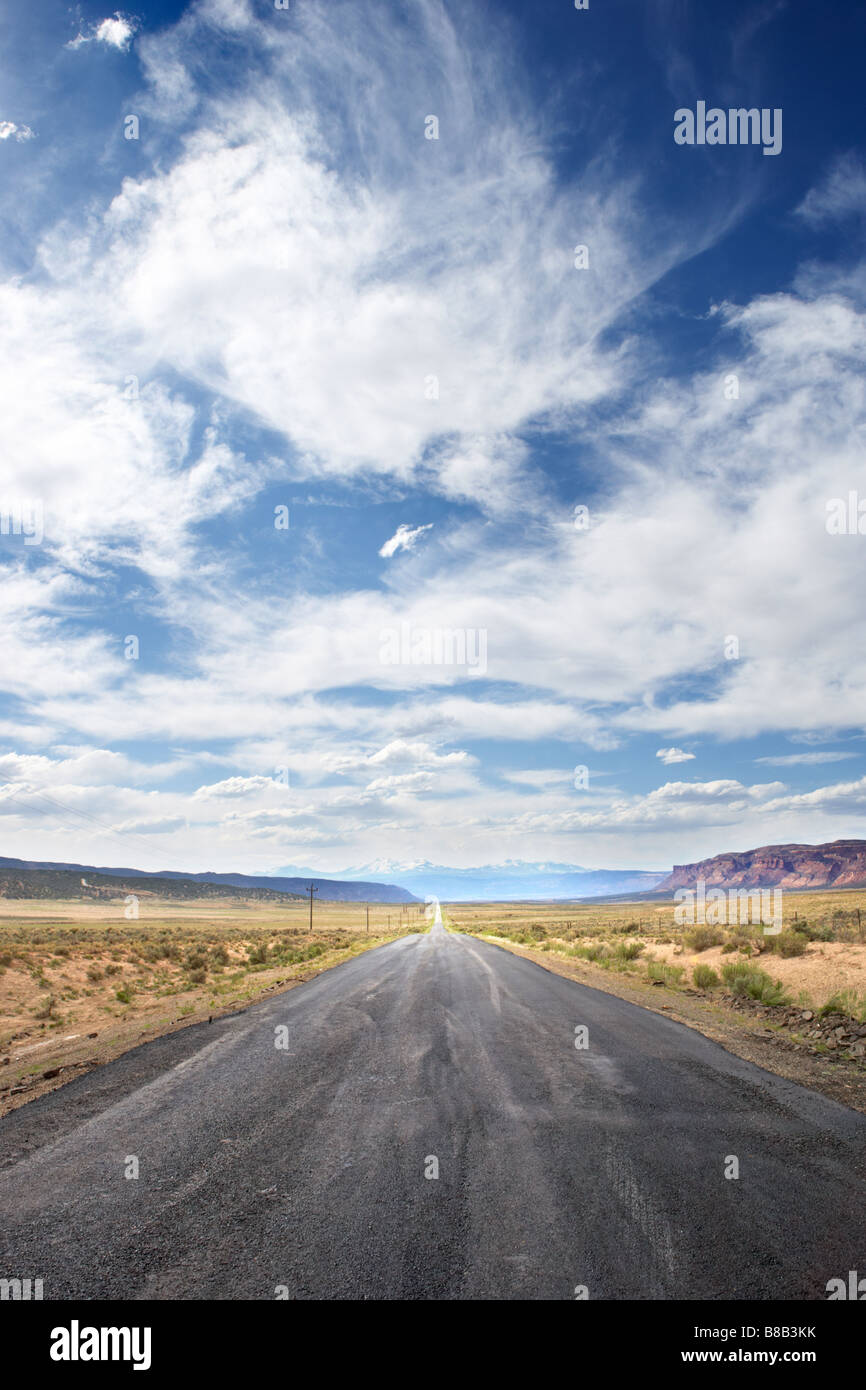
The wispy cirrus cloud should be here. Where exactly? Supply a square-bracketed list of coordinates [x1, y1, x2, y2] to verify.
[797, 153, 866, 225]
[0, 121, 35, 142]
[0, 0, 864, 874]
[755, 751, 859, 767]
[379, 524, 433, 559]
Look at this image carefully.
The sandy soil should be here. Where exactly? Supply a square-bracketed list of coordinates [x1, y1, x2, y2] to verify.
[0, 895, 426, 1115]
[649, 938, 866, 1005]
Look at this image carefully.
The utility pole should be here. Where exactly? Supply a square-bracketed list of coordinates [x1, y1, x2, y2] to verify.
[366, 904, 369, 934]
[307, 882, 318, 936]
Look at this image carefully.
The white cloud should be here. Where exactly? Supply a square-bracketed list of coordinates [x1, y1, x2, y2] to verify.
[656, 748, 696, 765]
[365, 771, 435, 794]
[0, 122, 35, 142]
[797, 154, 866, 225]
[379, 524, 433, 558]
[761, 775, 866, 817]
[1, 738, 866, 876]
[111, 816, 186, 835]
[92, 0, 694, 514]
[502, 769, 576, 788]
[0, 270, 263, 582]
[68, 13, 138, 52]
[754, 751, 858, 767]
[193, 775, 277, 800]
[0, 750, 149, 787]
[2, 2, 866, 872]
[332, 740, 474, 778]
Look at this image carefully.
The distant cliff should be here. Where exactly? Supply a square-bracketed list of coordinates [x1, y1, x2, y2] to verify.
[656, 840, 866, 892]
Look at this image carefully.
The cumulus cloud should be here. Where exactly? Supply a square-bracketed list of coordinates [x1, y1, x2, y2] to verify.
[761, 775, 866, 817]
[364, 740, 473, 770]
[656, 748, 696, 765]
[68, 13, 138, 52]
[327, 740, 475, 781]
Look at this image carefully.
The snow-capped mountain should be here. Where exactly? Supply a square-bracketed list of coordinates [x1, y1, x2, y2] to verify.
[270, 859, 667, 902]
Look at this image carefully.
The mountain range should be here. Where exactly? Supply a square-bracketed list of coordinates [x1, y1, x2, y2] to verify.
[0, 857, 417, 904]
[272, 859, 667, 902]
[4, 841, 866, 906]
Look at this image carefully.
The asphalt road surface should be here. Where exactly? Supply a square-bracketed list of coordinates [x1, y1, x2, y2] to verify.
[2, 919, 865, 1300]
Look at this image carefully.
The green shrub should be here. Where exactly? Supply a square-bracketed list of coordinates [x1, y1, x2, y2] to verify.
[721, 960, 759, 987]
[647, 961, 684, 987]
[575, 943, 609, 963]
[791, 920, 835, 943]
[721, 961, 791, 1006]
[718, 933, 756, 955]
[611, 940, 644, 962]
[693, 963, 720, 989]
[819, 990, 866, 1022]
[768, 930, 808, 958]
[684, 926, 725, 952]
[142, 943, 170, 962]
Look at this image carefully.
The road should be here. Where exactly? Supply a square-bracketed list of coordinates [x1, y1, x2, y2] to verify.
[1, 919, 865, 1300]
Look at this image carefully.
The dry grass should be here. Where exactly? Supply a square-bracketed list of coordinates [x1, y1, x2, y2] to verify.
[0, 895, 427, 1111]
[447, 888, 866, 1015]
[8, 886, 866, 1114]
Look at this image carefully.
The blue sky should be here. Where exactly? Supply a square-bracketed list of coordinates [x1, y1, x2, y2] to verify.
[0, 0, 865, 878]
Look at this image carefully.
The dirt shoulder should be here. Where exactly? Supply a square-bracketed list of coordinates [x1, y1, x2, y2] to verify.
[470, 932, 866, 1115]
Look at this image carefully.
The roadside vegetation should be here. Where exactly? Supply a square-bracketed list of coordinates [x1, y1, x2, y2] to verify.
[450, 890, 866, 1025]
[0, 896, 427, 1110]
